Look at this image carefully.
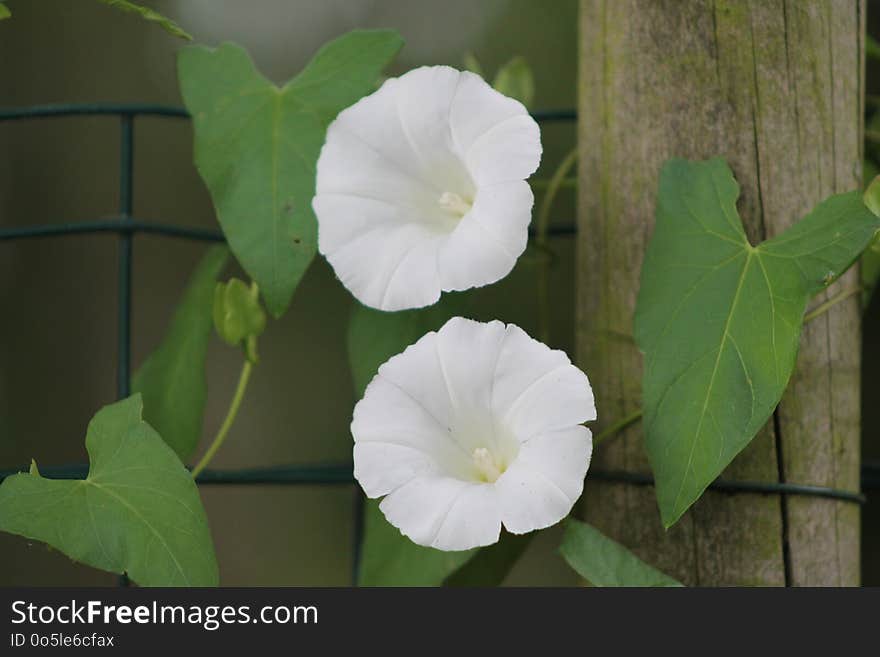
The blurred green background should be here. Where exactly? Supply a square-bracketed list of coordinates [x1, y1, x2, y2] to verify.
[1, 0, 878, 587]
[0, 0, 579, 585]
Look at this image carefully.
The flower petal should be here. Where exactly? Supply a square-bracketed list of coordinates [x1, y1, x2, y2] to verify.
[374, 329, 451, 426]
[436, 181, 533, 292]
[434, 317, 507, 414]
[496, 426, 593, 535]
[320, 77, 432, 197]
[316, 109, 439, 208]
[519, 426, 593, 501]
[353, 329, 484, 498]
[352, 374, 471, 497]
[465, 114, 542, 186]
[324, 222, 443, 311]
[379, 476, 501, 550]
[492, 324, 596, 439]
[437, 217, 518, 293]
[469, 180, 533, 256]
[353, 441, 439, 498]
[449, 71, 528, 153]
[392, 66, 474, 194]
[316, 193, 407, 255]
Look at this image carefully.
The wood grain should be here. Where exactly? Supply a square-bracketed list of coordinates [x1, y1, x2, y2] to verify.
[576, 0, 863, 586]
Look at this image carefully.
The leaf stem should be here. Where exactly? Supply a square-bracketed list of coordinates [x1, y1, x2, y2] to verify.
[191, 360, 253, 479]
[803, 286, 862, 323]
[535, 148, 579, 249]
[592, 409, 643, 446]
[535, 147, 578, 343]
[530, 177, 577, 192]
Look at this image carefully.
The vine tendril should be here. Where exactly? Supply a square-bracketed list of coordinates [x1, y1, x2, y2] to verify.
[535, 147, 578, 342]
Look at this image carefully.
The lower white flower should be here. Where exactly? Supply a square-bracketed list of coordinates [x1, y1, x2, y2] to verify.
[352, 317, 596, 551]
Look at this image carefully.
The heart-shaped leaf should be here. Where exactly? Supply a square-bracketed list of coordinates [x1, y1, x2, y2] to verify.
[132, 246, 228, 461]
[559, 519, 682, 587]
[636, 158, 879, 527]
[0, 395, 219, 586]
[178, 31, 404, 317]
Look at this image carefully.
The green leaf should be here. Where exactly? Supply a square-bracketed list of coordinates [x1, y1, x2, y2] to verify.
[559, 519, 682, 587]
[865, 171, 880, 217]
[349, 296, 474, 586]
[492, 56, 535, 108]
[462, 51, 484, 76]
[868, 35, 880, 61]
[0, 395, 219, 586]
[358, 500, 475, 587]
[861, 240, 880, 308]
[862, 168, 880, 307]
[635, 158, 880, 527]
[860, 238, 880, 309]
[0, 3, 10, 20]
[444, 532, 532, 586]
[178, 31, 404, 318]
[132, 246, 228, 461]
[96, 0, 192, 40]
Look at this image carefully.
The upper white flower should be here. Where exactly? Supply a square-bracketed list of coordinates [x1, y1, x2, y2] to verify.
[313, 66, 542, 311]
[352, 317, 595, 551]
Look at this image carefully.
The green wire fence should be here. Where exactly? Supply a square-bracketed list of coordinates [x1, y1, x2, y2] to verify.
[0, 103, 876, 585]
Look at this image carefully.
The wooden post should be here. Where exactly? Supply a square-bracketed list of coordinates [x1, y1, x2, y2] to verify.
[577, 0, 864, 585]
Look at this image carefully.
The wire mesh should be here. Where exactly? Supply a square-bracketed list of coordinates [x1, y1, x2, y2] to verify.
[0, 103, 874, 586]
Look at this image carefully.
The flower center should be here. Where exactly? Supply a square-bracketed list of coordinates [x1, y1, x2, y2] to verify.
[437, 191, 472, 218]
[472, 447, 505, 483]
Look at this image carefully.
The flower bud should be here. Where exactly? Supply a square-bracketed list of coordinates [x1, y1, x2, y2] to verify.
[213, 278, 266, 362]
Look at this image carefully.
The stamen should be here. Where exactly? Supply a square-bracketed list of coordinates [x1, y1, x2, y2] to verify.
[438, 191, 472, 217]
[472, 447, 503, 483]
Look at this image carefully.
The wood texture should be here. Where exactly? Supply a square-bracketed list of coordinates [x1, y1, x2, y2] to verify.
[576, 0, 863, 586]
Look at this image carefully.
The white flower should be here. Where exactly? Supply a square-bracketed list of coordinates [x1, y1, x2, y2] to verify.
[313, 66, 542, 311]
[352, 317, 595, 551]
